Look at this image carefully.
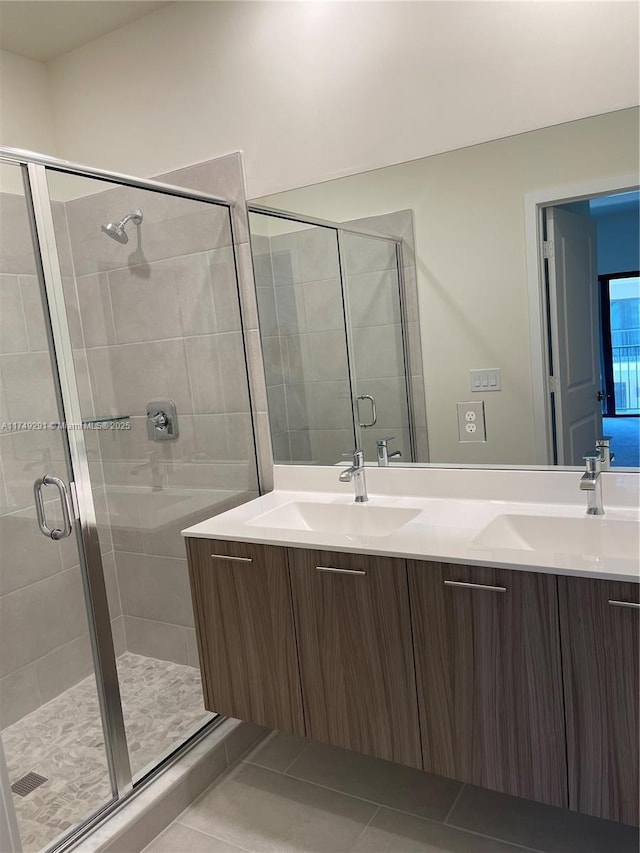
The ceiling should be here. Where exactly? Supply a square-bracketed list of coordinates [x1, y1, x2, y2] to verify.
[590, 190, 640, 216]
[0, 1, 171, 61]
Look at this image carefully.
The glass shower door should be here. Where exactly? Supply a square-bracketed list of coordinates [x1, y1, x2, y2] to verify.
[340, 231, 414, 464]
[250, 211, 357, 464]
[0, 163, 115, 852]
[44, 168, 257, 779]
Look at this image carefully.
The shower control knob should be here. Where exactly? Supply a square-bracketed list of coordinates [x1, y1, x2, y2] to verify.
[146, 401, 179, 441]
[151, 411, 169, 430]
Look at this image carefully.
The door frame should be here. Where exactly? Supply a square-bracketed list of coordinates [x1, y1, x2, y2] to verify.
[524, 174, 639, 464]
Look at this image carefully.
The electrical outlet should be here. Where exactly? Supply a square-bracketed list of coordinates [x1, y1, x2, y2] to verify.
[457, 401, 486, 442]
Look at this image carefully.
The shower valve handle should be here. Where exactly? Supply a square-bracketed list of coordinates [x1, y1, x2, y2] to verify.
[151, 411, 169, 430]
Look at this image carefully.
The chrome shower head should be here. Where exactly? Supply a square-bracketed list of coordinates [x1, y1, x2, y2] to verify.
[101, 209, 143, 244]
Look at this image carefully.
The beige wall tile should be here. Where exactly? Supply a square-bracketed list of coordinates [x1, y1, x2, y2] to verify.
[0, 566, 90, 677]
[0, 275, 29, 354]
[0, 662, 41, 728]
[0, 510, 66, 595]
[116, 551, 194, 628]
[123, 615, 189, 666]
[34, 632, 96, 704]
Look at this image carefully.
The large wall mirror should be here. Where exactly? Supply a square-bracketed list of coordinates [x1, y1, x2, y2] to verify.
[248, 107, 639, 470]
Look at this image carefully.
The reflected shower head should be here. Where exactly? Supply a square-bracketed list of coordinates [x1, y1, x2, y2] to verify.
[100, 209, 143, 244]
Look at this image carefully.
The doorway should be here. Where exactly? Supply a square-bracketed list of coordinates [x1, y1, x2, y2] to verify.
[600, 271, 640, 466]
[531, 186, 639, 466]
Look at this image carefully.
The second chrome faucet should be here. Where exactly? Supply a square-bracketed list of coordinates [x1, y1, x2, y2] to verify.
[339, 449, 368, 503]
[580, 454, 604, 515]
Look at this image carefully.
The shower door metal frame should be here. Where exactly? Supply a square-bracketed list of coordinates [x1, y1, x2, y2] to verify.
[25, 161, 133, 802]
[0, 146, 245, 851]
[248, 203, 418, 461]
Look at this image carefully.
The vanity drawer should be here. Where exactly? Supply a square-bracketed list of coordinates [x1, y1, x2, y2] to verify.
[288, 548, 421, 768]
[185, 537, 305, 735]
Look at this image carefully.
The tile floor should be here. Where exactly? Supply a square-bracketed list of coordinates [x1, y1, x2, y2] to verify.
[142, 732, 640, 853]
[3, 652, 208, 853]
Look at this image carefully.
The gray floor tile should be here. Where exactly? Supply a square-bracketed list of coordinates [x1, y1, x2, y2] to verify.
[180, 762, 377, 853]
[246, 731, 310, 772]
[351, 807, 534, 853]
[286, 741, 461, 822]
[447, 784, 640, 853]
[144, 821, 248, 853]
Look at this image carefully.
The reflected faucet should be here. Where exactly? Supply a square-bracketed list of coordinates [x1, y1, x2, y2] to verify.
[339, 449, 368, 503]
[377, 436, 402, 467]
[596, 436, 615, 470]
[131, 451, 166, 492]
[580, 454, 604, 516]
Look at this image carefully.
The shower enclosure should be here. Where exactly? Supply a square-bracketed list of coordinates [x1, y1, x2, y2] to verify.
[248, 206, 428, 465]
[0, 149, 258, 852]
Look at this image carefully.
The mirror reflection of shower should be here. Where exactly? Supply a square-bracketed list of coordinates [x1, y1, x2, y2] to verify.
[100, 208, 143, 243]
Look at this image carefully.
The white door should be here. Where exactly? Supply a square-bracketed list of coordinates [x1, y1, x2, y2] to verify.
[546, 207, 602, 465]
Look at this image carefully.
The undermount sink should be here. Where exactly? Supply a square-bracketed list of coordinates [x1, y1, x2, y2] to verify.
[474, 513, 638, 560]
[246, 501, 422, 538]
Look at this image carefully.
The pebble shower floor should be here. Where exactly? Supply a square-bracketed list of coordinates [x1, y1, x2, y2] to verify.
[2, 652, 206, 853]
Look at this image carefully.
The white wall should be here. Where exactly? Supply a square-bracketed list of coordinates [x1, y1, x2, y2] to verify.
[42, 1, 640, 198]
[0, 49, 57, 192]
[259, 109, 640, 464]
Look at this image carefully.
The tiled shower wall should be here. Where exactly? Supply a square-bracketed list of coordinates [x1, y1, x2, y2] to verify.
[253, 226, 354, 464]
[252, 210, 428, 465]
[61, 155, 261, 668]
[0, 153, 269, 726]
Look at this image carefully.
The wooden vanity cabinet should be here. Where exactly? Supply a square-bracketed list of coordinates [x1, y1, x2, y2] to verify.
[408, 560, 567, 807]
[185, 537, 305, 736]
[558, 577, 639, 826]
[288, 548, 422, 768]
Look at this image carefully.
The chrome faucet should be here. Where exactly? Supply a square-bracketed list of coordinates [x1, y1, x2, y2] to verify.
[580, 454, 604, 516]
[376, 436, 402, 467]
[595, 436, 615, 470]
[339, 449, 368, 503]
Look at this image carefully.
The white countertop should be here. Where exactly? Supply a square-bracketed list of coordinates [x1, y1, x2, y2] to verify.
[183, 466, 640, 582]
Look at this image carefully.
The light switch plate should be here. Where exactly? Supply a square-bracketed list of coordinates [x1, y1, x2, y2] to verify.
[470, 368, 502, 392]
[457, 401, 486, 442]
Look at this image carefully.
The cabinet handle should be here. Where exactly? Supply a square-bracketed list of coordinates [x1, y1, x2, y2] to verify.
[211, 554, 253, 563]
[608, 599, 640, 610]
[316, 566, 366, 576]
[444, 580, 506, 593]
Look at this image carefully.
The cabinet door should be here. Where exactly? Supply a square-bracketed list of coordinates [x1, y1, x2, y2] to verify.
[289, 549, 421, 768]
[408, 561, 567, 807]
[186, 537, 305, 735]
[559, 577, 639, 826]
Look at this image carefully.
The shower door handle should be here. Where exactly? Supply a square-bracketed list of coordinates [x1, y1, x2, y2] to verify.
[33, 475, 74, 540]
[356, 394, 377, 428]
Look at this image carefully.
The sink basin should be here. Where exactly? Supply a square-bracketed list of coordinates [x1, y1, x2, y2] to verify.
[474, 514, 638, 560]
[246, 501, 421, 538]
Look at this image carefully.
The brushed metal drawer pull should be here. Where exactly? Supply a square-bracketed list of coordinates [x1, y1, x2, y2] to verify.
[211, 554, 253, 563]
[444, 580, 507, 593]
[316, 566, 366, 576]
[608, 599, 640, 610]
